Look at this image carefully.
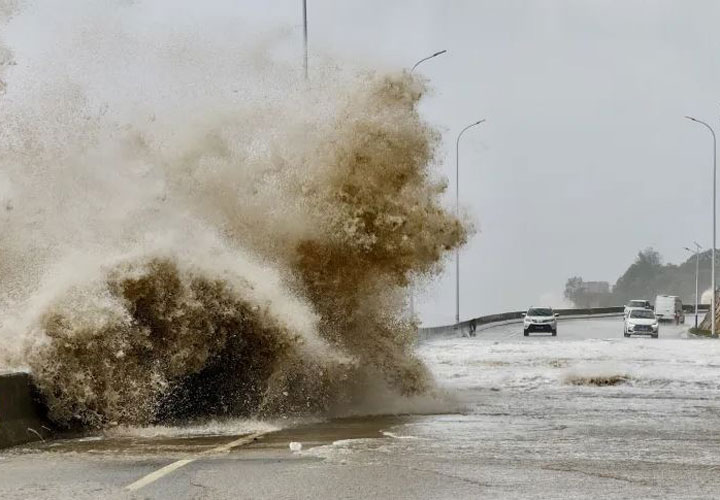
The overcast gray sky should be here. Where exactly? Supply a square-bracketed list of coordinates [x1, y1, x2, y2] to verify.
[285, 0, 720, 325]
[10, 0, 720, 326]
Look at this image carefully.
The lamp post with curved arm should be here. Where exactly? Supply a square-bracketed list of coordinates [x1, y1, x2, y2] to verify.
[686, 116, 717, 337]
[411, 50, 447, 73]
[407, 49, 446, 321]
[455, 119, 486, 328]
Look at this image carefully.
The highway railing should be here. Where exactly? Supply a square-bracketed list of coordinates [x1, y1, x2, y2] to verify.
[418, 304, 710, 341]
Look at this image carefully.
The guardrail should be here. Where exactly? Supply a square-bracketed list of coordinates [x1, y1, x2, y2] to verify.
[419, 304, 710, 341]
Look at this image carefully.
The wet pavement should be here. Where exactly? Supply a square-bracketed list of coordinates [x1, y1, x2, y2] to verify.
[2, 315, 720, 499]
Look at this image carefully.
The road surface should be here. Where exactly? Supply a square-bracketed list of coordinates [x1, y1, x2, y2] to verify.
[1, 315, 720, 499]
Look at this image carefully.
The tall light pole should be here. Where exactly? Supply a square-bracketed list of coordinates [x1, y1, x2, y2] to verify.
[302, 0, 308, 80]
[455, 119, 486, 327]
[684, 242, 702, 329]
[411, 50, 447, 73]
[686, 115, 717, 337]
[407, 49, 447, 325]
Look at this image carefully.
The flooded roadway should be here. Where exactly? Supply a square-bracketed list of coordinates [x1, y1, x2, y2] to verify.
[2, 315, 720, 499]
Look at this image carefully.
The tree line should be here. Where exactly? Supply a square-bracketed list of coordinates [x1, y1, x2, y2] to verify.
[564, 248, 715, 308]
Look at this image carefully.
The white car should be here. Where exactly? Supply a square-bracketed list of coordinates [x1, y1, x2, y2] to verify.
[523, 307, 558, 336]
[624, 309, 659, 338]
[624, 299, 652, 318]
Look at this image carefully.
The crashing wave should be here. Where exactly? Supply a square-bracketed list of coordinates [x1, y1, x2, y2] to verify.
[0, 2, 466, 428]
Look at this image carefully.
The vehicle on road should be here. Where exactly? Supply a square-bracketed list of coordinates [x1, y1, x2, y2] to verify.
[624, 299, 652, 318]
[523, 307, 558, 336]
[624, 309, 659, 338]
[654, 295, 684, 324]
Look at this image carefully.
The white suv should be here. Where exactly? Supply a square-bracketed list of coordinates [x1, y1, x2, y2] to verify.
[523, 307, 558, 336]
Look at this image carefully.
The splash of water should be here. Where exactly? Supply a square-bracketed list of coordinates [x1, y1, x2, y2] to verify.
[0, 2, 466, 428]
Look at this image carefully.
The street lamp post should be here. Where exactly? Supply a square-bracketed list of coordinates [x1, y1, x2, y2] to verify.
[686, 116, 717, 337]
[302, 0, 308, 80]
[411, 50, 447, 73]
[455, 119, 486, 327]
[406, 49, 447, 324]
[684, 242, 702, 329]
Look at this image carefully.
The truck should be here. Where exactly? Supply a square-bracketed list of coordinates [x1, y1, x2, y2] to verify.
[654, 295, 684, 323]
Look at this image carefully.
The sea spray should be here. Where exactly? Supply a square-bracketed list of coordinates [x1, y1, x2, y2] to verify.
[0, 1, 467, 428]
[28, 252, 352, 427]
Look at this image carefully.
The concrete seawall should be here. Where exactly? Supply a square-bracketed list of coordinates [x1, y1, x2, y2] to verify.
[0, 372, 52, 449]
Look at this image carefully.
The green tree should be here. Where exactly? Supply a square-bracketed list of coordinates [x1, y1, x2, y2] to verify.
[612, 248, 663, 304]
[563, 248, 715, 309]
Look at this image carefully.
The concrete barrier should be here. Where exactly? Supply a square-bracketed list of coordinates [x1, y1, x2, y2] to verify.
[418, 304, 711, 341]
[685, 303, 710, 313]
[419, 307, 620, 340]
[0, 372, 52, 449]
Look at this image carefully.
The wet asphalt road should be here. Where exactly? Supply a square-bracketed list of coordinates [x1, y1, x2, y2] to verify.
[2, 314, 720, 499]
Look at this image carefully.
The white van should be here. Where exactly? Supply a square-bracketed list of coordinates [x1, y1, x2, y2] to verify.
[654, 295, 685, 323]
